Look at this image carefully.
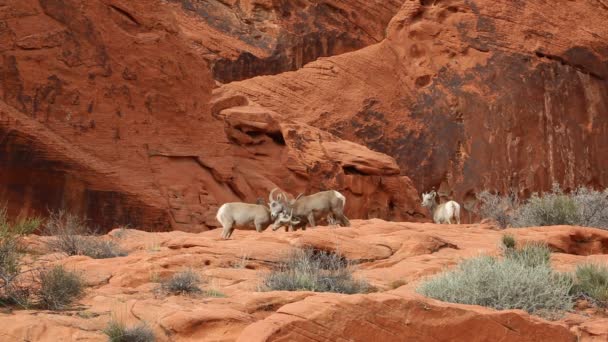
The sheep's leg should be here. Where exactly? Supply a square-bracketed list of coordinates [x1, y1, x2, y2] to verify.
[332, 209, 350, 227]
[254, 220, 264, 233]
[339, 214, 350, 227]
[288, 224, 295, 232]
[221, 221, 233, 239]
[307, 212, 316, 227]
[327, 213, 336, 226]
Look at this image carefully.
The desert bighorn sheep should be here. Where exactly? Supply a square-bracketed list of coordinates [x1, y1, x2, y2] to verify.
[268, 188, 350, 228]
[421, 190, 461, 224]
[214, 202, 289, 239]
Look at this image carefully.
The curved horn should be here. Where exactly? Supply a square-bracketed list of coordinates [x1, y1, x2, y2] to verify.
[269, 188, 279, 202]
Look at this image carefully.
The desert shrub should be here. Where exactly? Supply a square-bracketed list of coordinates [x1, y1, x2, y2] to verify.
[501, 234, 516, 250]
[37, 265, 84, 310]
[261, 248, 370, 294]
[476, 191, 518, 228]
[571, 187, 608, 229]
[481, 184, 608, 229]
[573, 263, 608, 306]
[417, 255, 573, 318]
[512, 184, 579, 227]
[103, 320, 155, 342]
[0, 208, 42, 307]
[80, 240, 127, 259]
[161, 270, 201, 295]
[504, 241, 551, 268]
[204, 289, 226, 298]
[44, 211, 126, 259]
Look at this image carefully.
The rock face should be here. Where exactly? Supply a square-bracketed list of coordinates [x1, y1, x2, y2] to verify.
[219, 0, 608, 218]
[167, 0, 404, 82]
[0, 0, 423, 231]
[3, 221, 607, 341]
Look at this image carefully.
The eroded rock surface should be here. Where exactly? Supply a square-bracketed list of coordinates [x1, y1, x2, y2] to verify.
[219, 0, 608, 217]
[0, 0, 423, 231]
[3, 221, 607, 341]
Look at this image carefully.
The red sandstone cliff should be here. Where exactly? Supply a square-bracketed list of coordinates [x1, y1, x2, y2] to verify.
[0, 0, 421, 231]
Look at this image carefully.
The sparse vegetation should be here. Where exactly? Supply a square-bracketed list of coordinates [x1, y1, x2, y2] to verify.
[418, 237, 573, 318]
[573, 263, 608, 307]
[388, 280, 407, 289]
[500, 234, 516, 250]
[44, 210, 127, 259]
[476, 184, 608, 229]
[161, 270, 201, 295]
[103, 320, 155, 342]
[504, 241, 551, 268]
[476, 191, 518, 228]
[0, 207, 42, 307]
[204, 289, 226, 298]
[36, 265, 84, 310]
[260, 248, 370, 294]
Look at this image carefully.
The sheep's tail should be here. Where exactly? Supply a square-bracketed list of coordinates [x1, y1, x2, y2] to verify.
[334, 190, 346, 208]
[216, 204, 227, 225]
[451, 201, 461, 224]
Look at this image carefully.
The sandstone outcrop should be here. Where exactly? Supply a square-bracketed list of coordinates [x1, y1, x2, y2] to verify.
[0, 0, 423, 231]
[2, 221, 607, 341]
[218, 0, 608, 218]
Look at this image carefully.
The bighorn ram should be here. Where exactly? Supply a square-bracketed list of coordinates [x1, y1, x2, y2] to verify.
[268, 188, 350, 228]
[215, 202, 296, 239]
[421, 190, 461, 224]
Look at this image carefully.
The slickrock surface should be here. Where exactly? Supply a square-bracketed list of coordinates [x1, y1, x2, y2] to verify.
[4, 221, 608, 341]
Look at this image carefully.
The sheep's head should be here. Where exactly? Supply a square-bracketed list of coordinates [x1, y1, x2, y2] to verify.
[269, 188, 288, 219]
[421, 190, 437, 208]
[272, 209, 300, 231]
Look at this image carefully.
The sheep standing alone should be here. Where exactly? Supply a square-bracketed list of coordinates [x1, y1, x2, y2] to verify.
[421, 190, 461, 224]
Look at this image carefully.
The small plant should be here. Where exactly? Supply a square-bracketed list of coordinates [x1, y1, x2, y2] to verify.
[388, 280, 407, 289]
[161, 270, 201, 295]
[504, 241, 551, 268]
[501, 234, 516, 250]
[37, 265, 84, 310]
[573, 263, 608, 306]
[204, 289, 226, 298]
[80, 240, 127, 259]
[417, 255, 573, 318]
[44, 210, 127, 259]
[103, 320, 155, 342]
[260, 248, 370, 294]
[231, 251, 250, 269]
[0, 208, 42, 307]
[512, 184, 579, 227]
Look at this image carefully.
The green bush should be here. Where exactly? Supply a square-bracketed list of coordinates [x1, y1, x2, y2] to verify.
[417, 251, 573, 318]
[477, 185, 608, 229]
[501, 234, 516, 250]
[573, 263, 608, 306]
[512, 184, 579, 227]
[261, 248, 370, 294]
[504, 241, 551, 268]
[37, 265, 84, 310]
[44, 211, 127, 259]
[103, 320, 155, 342]
[0, 208, 41, 307]
[161, 270, 201, 295]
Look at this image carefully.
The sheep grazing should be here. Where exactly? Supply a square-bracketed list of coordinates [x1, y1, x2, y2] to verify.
[421, 190, 461, 224]
[268, 188, 350, 228]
